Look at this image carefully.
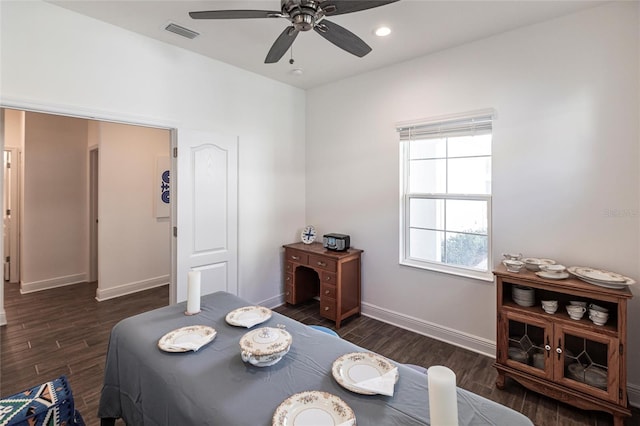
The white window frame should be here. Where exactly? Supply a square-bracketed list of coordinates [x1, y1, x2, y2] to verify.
[398, 110, 494, 282]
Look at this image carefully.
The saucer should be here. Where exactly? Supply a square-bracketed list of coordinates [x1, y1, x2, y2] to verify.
[535, 271, 569, 280]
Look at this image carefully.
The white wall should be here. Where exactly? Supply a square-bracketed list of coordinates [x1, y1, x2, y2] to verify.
[21, 112, 89, 291]
[0, 0, 306, 305]
[95, 121, 171, 300]
[306, 1, 640, 400]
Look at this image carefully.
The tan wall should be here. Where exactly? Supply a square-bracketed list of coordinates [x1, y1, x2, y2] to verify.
[96, 121, 170, 299]
[22, 112, 88, 289]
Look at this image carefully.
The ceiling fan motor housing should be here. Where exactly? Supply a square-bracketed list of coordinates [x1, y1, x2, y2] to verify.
[282, 0, 321, 31]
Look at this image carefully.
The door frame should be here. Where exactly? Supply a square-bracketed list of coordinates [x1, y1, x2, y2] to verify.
[89, 147, 99, 283]
[3, 147, 21, 284]
[0, 99, 180, 325]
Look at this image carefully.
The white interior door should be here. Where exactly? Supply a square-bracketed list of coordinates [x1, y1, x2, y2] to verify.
[176, 129, 238, 303]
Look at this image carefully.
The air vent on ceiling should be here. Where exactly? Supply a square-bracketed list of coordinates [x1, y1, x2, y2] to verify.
[164, 22, 200, 40]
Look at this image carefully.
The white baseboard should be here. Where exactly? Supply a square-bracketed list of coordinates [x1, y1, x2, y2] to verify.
[20, 273, 87, 294]
[361, 301, 496, 358]
[260, 294, 285, 309]
[95, 275, 169, 301]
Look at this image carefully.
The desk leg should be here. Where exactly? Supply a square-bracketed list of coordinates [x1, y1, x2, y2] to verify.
[100, 418, 116, 426]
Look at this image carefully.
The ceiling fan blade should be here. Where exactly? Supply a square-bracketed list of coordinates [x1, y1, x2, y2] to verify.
[314, 20, 372, 58]
[321, 0, 399, 16]
[189, 10, 282, 20]
[265, 26, 300, 64]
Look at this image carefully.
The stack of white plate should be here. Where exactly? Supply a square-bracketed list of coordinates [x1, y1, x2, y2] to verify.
[567, 266, 636, 289]
[512, 285, 535, 307]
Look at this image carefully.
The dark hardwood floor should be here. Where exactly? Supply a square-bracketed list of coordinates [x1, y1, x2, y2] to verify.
[1, 282, 638, 425]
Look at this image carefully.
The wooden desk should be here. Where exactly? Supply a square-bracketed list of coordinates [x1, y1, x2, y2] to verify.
[283, 242, 362, 328]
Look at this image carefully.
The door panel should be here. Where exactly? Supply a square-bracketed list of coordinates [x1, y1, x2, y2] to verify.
[193, 144, 228, 253]
[176, 129, 238, 303]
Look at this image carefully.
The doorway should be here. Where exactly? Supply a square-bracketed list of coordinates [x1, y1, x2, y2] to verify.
[1, 109, 173, 303]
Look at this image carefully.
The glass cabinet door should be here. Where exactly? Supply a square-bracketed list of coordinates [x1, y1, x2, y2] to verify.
[554, 324, 619, 402]
[502, 311, 553, 379]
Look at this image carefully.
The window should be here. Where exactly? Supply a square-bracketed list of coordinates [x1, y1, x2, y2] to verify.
[398, 110, 493, 281]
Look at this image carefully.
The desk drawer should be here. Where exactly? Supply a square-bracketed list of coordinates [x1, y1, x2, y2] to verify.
[320, 298, 336, 320]
[321, 271, 336, 285]
[309, 255, 337, 272]
[285, 284, 294, 304]
[321, 283, 336, 299]
[286, 249, 308, 264]
[284, 273, 293, 287]
[285, 261, 294, 273]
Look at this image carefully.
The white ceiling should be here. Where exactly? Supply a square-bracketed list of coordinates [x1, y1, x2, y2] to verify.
[48, 0, 604, 90]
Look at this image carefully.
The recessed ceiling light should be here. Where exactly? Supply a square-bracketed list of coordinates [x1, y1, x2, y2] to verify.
[291, 68, 303, 76]
[374, 26, 391, 37]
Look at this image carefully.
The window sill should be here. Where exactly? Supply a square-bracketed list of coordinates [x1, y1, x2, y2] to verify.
[400, 259, 494, 282]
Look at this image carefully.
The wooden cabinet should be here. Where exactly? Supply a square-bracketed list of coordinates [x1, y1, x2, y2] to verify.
[494, 265, 632, 426]
[283, 242, 363, 328]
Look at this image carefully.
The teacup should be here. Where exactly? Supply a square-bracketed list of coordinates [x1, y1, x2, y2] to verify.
[569, 301, 587, 308]
[503, 259, 525, 273]
[589, 310, 609, 319]
[589, 303, 609, 313]
[589, 314, 608, 326]
[541, 300, 558, 314]
[566, 305, 586, 320]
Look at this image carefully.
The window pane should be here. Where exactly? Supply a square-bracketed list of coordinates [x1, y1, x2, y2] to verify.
[448, 134, 492, 158]
[443, 231, 488, 269]
[445, 199, 487, 234]
[409, 198, 444, 230]
[409, 228, 444, 262]
[448, 157, 491, 194]
[409, 159, 446, 193]
[409, 138, 446, 160]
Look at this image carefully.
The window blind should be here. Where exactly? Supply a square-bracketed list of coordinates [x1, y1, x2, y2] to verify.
[397, 110, 494, 141]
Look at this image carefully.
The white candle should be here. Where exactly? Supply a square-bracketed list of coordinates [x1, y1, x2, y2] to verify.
[186, 270, 201, 314]
[427, 366, 459, 426]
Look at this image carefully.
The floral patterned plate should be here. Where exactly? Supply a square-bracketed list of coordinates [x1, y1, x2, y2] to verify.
[226, 306, 272, 328]
[157, 325, 216, 353]
[568, 266, 635, 289]
[272, 391, 355, 426]
[332, 352, 398, 395]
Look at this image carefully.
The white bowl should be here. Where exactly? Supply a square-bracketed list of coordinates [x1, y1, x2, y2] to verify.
[539, 264, 566, 273]
[522, 258, 556, 272]
[503, 253, 522, 261]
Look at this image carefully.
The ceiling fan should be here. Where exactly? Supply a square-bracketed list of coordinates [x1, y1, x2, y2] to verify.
[189, 0, 399, 64]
